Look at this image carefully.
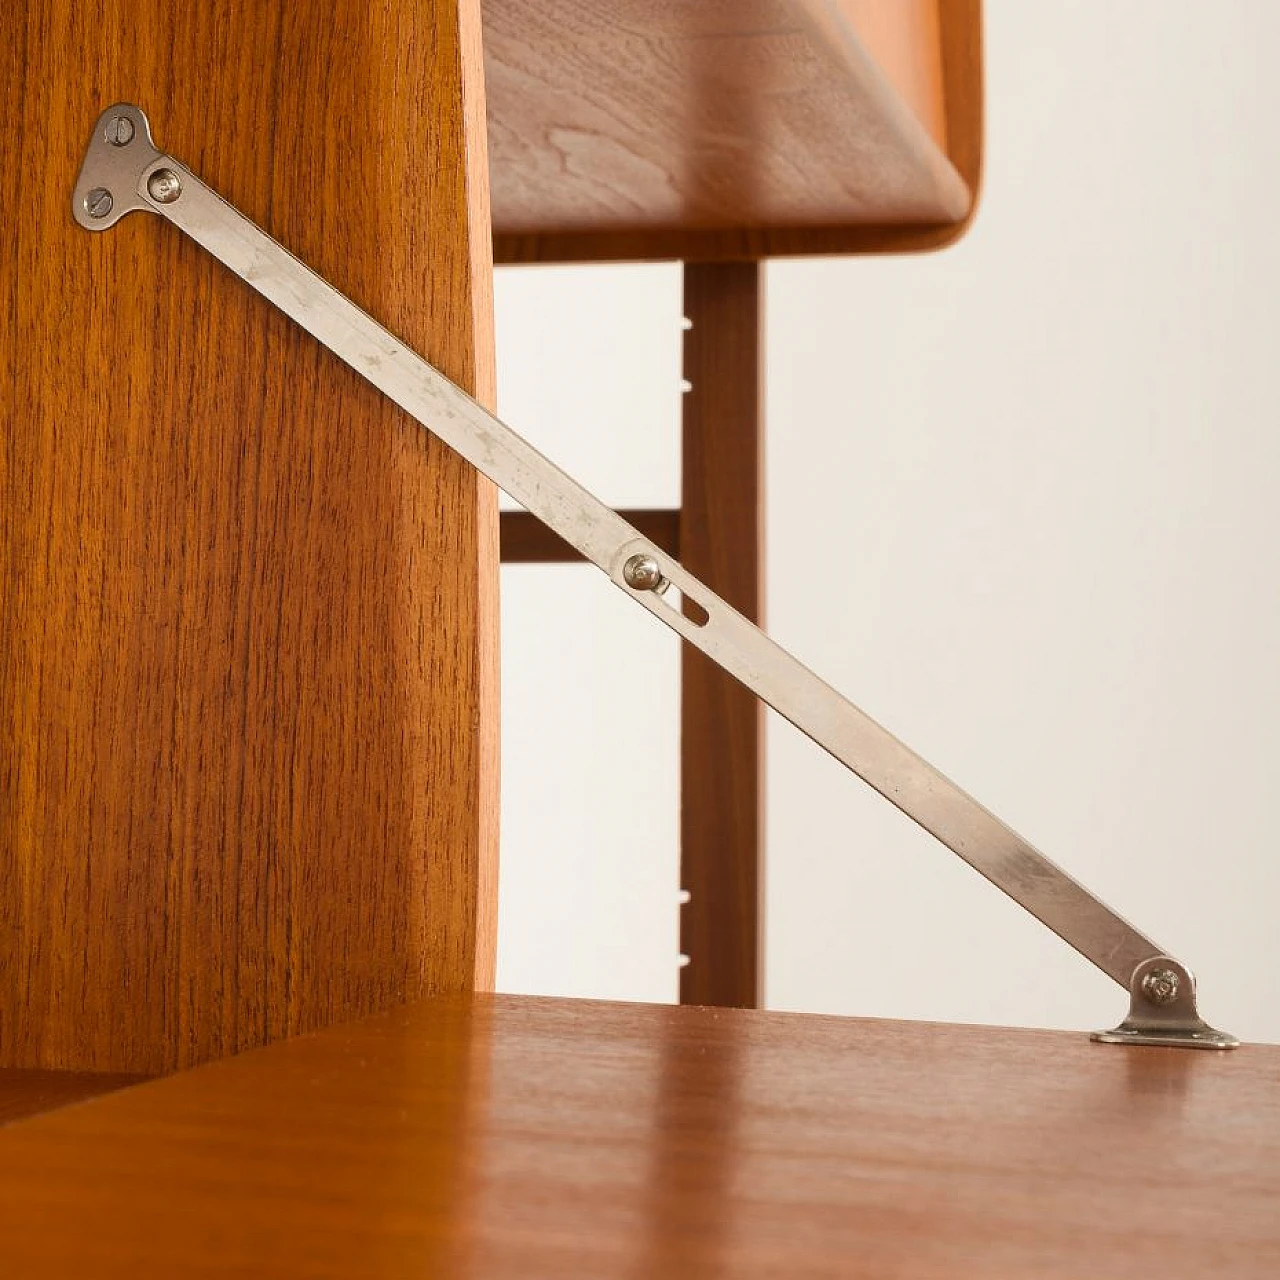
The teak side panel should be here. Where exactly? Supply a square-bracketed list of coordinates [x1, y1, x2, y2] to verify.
[0, 995, 1277, 1277]
[0, 0, 499, 1072]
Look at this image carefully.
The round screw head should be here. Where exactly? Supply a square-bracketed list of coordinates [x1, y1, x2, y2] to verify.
[1141, 967, 1180, 1006]
[104, 115, 135, 147]
[147, 168, 182, 204]
[84, 187, 114, 219]
[622, 553, 664, 592]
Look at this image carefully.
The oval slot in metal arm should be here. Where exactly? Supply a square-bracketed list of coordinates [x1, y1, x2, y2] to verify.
[71, 103, 1238, 1049]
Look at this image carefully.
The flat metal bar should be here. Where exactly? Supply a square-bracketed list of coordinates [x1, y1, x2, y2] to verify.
[156, 157, 1163, 987]
[72, 107, 1163, 992]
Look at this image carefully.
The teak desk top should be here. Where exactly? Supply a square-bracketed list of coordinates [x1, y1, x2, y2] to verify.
[1, 994, 1277, 1277]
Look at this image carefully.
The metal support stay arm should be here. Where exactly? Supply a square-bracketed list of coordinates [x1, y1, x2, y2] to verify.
[71, 104, 1238, 1049]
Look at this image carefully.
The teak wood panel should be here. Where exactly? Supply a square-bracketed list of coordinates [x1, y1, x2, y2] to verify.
[0, 0, 499, 1073]
[0, 994, 1277, 1277]
[679, 263, 763, 1008]
[488, 0, 982, 263]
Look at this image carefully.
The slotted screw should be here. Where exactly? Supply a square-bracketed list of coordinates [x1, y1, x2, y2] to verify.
[84, 188, 114, 219]
[104, 115, 135, 147]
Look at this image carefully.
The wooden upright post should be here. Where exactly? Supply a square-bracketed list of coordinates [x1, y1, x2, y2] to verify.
[0, 0, 499, 1072]
[679, 262, 764, 1008]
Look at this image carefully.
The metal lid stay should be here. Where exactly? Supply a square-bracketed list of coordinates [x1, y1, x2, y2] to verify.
[72, 103, 1239, 1050]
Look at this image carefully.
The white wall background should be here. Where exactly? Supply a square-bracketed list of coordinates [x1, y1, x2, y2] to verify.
[492, 0, 1280, 1045]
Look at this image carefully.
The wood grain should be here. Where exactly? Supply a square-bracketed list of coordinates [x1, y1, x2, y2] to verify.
[679, 264, 763, 1008]
[488, 0, 979, 264]
[0, 0, 499, 1073]
[0, 993, 1277, 1277]
[0, 1069, 145, 1127]
[499, 509, 680, 563]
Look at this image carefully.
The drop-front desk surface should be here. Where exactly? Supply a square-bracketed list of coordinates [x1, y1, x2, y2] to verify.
[0, 993, 1276, 1277]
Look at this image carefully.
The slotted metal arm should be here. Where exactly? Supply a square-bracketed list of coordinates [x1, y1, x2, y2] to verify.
[72, 103, 1238, 1049]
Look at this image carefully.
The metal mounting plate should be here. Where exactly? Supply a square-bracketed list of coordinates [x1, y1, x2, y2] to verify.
[71, 104, 162, 230]
[1093, 957, 1239, 1049]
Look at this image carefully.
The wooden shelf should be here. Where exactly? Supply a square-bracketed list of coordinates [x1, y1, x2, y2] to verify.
[1, 994, 1276, 1276]
[487, 0, 982, 262]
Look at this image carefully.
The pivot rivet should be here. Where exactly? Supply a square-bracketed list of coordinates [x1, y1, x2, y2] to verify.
[1141, 967, 1180, 1006]
[147, 168, 182, 204]
[623, 553, 664, 592]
